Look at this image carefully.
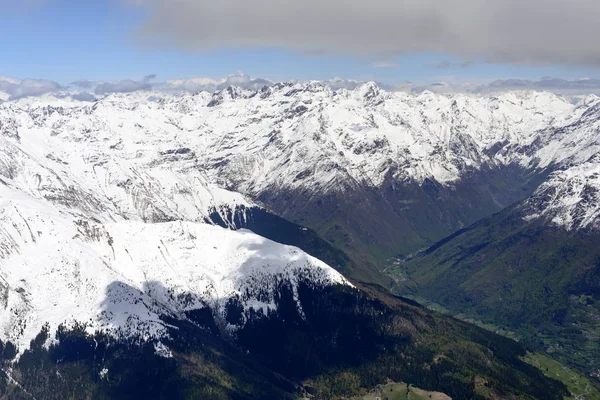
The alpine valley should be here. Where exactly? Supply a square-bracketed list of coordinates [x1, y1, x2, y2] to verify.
[0, 80, 599, 399]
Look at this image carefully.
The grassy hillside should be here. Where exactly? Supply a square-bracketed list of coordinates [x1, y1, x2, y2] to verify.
[397, 206, 600, 377]
[524, 353, 600, 400]
[352, 381, 451, 400]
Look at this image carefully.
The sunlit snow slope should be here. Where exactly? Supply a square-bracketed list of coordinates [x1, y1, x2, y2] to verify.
[0, 98, 350, 351]
[3, 84, 599, 233]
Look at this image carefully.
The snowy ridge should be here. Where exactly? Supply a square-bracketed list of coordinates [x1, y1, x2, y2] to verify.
[2, 83, 600, 231]
[513, 96, 600, 229]
[502, 94, 600, 169]
[524, 155, 600, 230]
[0, 174, 349, 352]
[0, 102, 253, 226]
[0, 83, 584, 194]
[0, 188, 347, 351]
[3, 83, 600, 230]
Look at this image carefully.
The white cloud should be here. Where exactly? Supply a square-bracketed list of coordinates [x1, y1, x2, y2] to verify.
[94, 79, 152, 95]
[72, 79, 94, 89]
[406, 77, 600, 95]
[0, 77, 62, 100]
[155, 72, 271, 93]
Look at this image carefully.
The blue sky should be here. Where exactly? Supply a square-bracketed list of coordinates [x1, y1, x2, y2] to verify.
[1, 0, 600, 86]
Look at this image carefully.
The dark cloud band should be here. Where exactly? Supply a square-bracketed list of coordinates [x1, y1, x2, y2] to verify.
[128, 0, 600, 67]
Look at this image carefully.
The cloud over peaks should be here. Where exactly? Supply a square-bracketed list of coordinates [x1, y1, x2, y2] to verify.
[155, 72, 271, 93]
[94, 79, 152, 95]
[71, 92, 97, 102]
[408, 77, 600, 95]
[72, 79, 94, 89]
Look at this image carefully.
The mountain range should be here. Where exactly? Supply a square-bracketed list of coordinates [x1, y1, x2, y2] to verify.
[1, 82, 599, 398]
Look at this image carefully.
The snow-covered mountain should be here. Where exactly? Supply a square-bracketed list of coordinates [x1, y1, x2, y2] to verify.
[3, 82, 588, 190]
[7, 84, 598, 192]
[0, 94, 351, 351]
[2, 82, 600, 350]
[4, 83, 599, 251]
[524, 158, 600, 230]
[504, 94, 600, 230]
[0, 199, 347, 352]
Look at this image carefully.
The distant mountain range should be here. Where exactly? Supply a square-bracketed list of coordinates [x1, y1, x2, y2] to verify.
[7, 81, 596, 277]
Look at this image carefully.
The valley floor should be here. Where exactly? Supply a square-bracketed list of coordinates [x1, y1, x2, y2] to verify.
[396, 293, 600, 400]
